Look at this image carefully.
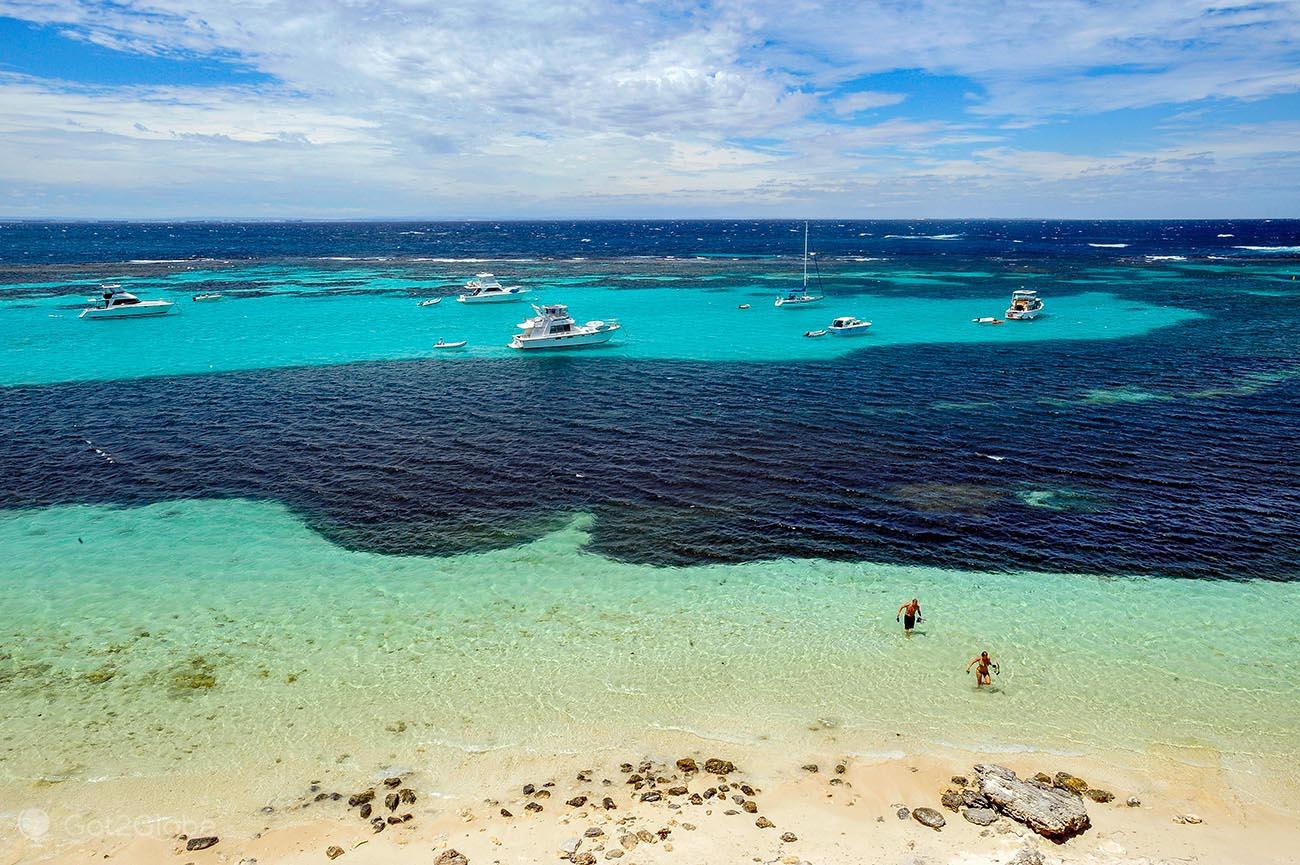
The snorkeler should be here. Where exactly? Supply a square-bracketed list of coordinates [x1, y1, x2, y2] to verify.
[966, 651, 1000, 687]
[896, 598, 922, 634]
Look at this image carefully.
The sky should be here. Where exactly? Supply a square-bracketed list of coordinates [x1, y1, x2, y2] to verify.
[0, 0, 1299, 218]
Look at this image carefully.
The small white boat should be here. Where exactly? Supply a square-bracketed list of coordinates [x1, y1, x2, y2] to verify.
[192, 293, 222, 302]
[418, 298, 442, 307]
[972, 316, 1004, 325]
[433, 339, 467, 349]
[776, 223, 824, 308]
[804, 329, 828, 338]
[80, 285, 174, 320]
[827, 316, 872, 336]
[510, 303, 620, 350]
[1005, 289, 1044, 320]
[458, 273, 529, 304]
[738, 303, 751, 309]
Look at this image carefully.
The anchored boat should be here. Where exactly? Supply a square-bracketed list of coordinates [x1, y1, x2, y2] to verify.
[775, 223, 824, 308]
[1006, 289, 1044, 320]
[80, 285, 174, 320]
[509, 303, 620, 350]
[458, 273, 528, 304]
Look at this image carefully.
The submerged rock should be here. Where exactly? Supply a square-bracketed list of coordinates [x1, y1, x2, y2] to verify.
[359, 803, 372, 820]
[676, 758, 698, 773]
[940, 789, 964, 812]
[802, 764, 819, 773]
[780, 832, 798, 842]
[703, 758, 735, 775]
[896, 807, 910, 820]
[383, 777, 402, 788]
[976, 765, 1090, 840]
[755, 816, 775, 829]
[525, 802, 543, 813]
[433, 850, 469, 865]
[185, 836, 219, 851]
[325, 845, 345, 860]
[1084, 788, 1114, 803]
[567, 796, 588, 807]
[384, 792, 399, 812]
[1126, 797, 1141, 808]
[348, 789, 375, 808]
[912, 808, 946, 830]
[641, 791, 662, 802]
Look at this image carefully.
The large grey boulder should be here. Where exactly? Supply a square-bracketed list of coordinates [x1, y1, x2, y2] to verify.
[974, 764, 1090, 840]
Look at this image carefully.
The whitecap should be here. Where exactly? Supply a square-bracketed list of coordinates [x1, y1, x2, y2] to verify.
[1145, 255, 1187, 261]
[1233, 245, 1300, 253]
[1088, 243, 1129, 248]
[1217, 233, 1234, 238]
[883, 234, 962, 240]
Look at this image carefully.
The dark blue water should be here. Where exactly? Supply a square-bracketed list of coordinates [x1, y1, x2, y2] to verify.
[2, 218, 1298, 265]
[2, 221, 1299, 580]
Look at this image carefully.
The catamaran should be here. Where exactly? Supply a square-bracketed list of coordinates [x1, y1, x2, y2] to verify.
[775, 222, 824, 308]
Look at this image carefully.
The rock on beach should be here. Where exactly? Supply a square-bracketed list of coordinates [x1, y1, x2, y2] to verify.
[975, 764, 1090, 840]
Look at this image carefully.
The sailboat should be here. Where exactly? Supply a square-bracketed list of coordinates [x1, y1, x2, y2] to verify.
[775, 222, 824, 308]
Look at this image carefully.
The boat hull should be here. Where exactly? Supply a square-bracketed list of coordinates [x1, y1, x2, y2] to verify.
[828, 325, 872, 336]
[510, 328, 618, 350]
[80, 301, 174, 319]
[775, 297, 822, 308]
[457, 290, 528, 304]
[1005, 308, 1041, 320]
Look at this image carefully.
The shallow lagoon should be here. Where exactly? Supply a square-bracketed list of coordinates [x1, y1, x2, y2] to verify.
[2, 498, 1297, 806]
[0, 262, 1199, 385]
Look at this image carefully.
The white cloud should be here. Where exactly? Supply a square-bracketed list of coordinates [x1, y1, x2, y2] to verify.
[831, 91, 906, 114]
[0, 0, 1298, 215]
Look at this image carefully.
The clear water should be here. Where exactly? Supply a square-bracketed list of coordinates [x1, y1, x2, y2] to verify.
[1, 264, 1197, 386]
[1, 220, 1298, 836]
[2, 498, 1297, 810]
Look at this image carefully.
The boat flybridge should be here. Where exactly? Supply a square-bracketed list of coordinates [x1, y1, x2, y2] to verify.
[827, 315, 872, 336]
[1005, 289, 1044, 320]
[80, 284, 174, 319]
[509, 303, 620, 350]
[775, 222, 824, 308]
[457, 273, 529, 303]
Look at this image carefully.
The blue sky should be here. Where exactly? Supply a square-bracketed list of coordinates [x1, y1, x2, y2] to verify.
[1, 1, 1299, 217]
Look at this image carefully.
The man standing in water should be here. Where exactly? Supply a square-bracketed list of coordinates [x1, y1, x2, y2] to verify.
[966, 651, 1000, 687]
[896, 598, 922, 634]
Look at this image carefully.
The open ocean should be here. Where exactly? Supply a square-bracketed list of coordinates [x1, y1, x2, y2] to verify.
[2, 220, 1299, 831]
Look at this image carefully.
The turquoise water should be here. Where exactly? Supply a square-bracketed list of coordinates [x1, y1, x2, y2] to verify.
[2, 498, 1297, 813]
[0, 263, 1199, 385]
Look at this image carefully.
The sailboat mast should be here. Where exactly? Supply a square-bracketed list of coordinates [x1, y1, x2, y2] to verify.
[803, 221, 809, 289]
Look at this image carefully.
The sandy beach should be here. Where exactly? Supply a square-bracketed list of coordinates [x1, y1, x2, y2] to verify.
[3, 742, 1294, 865]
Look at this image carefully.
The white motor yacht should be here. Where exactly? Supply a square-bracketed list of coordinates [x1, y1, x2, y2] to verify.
[509, 303, 620, 350]
[80, 285, 174, 319]
[457, 273, 529, 303]
[775, 223, 824, 308]
[1005, 289, 1044, 320]
[827, 315, 872, 336]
